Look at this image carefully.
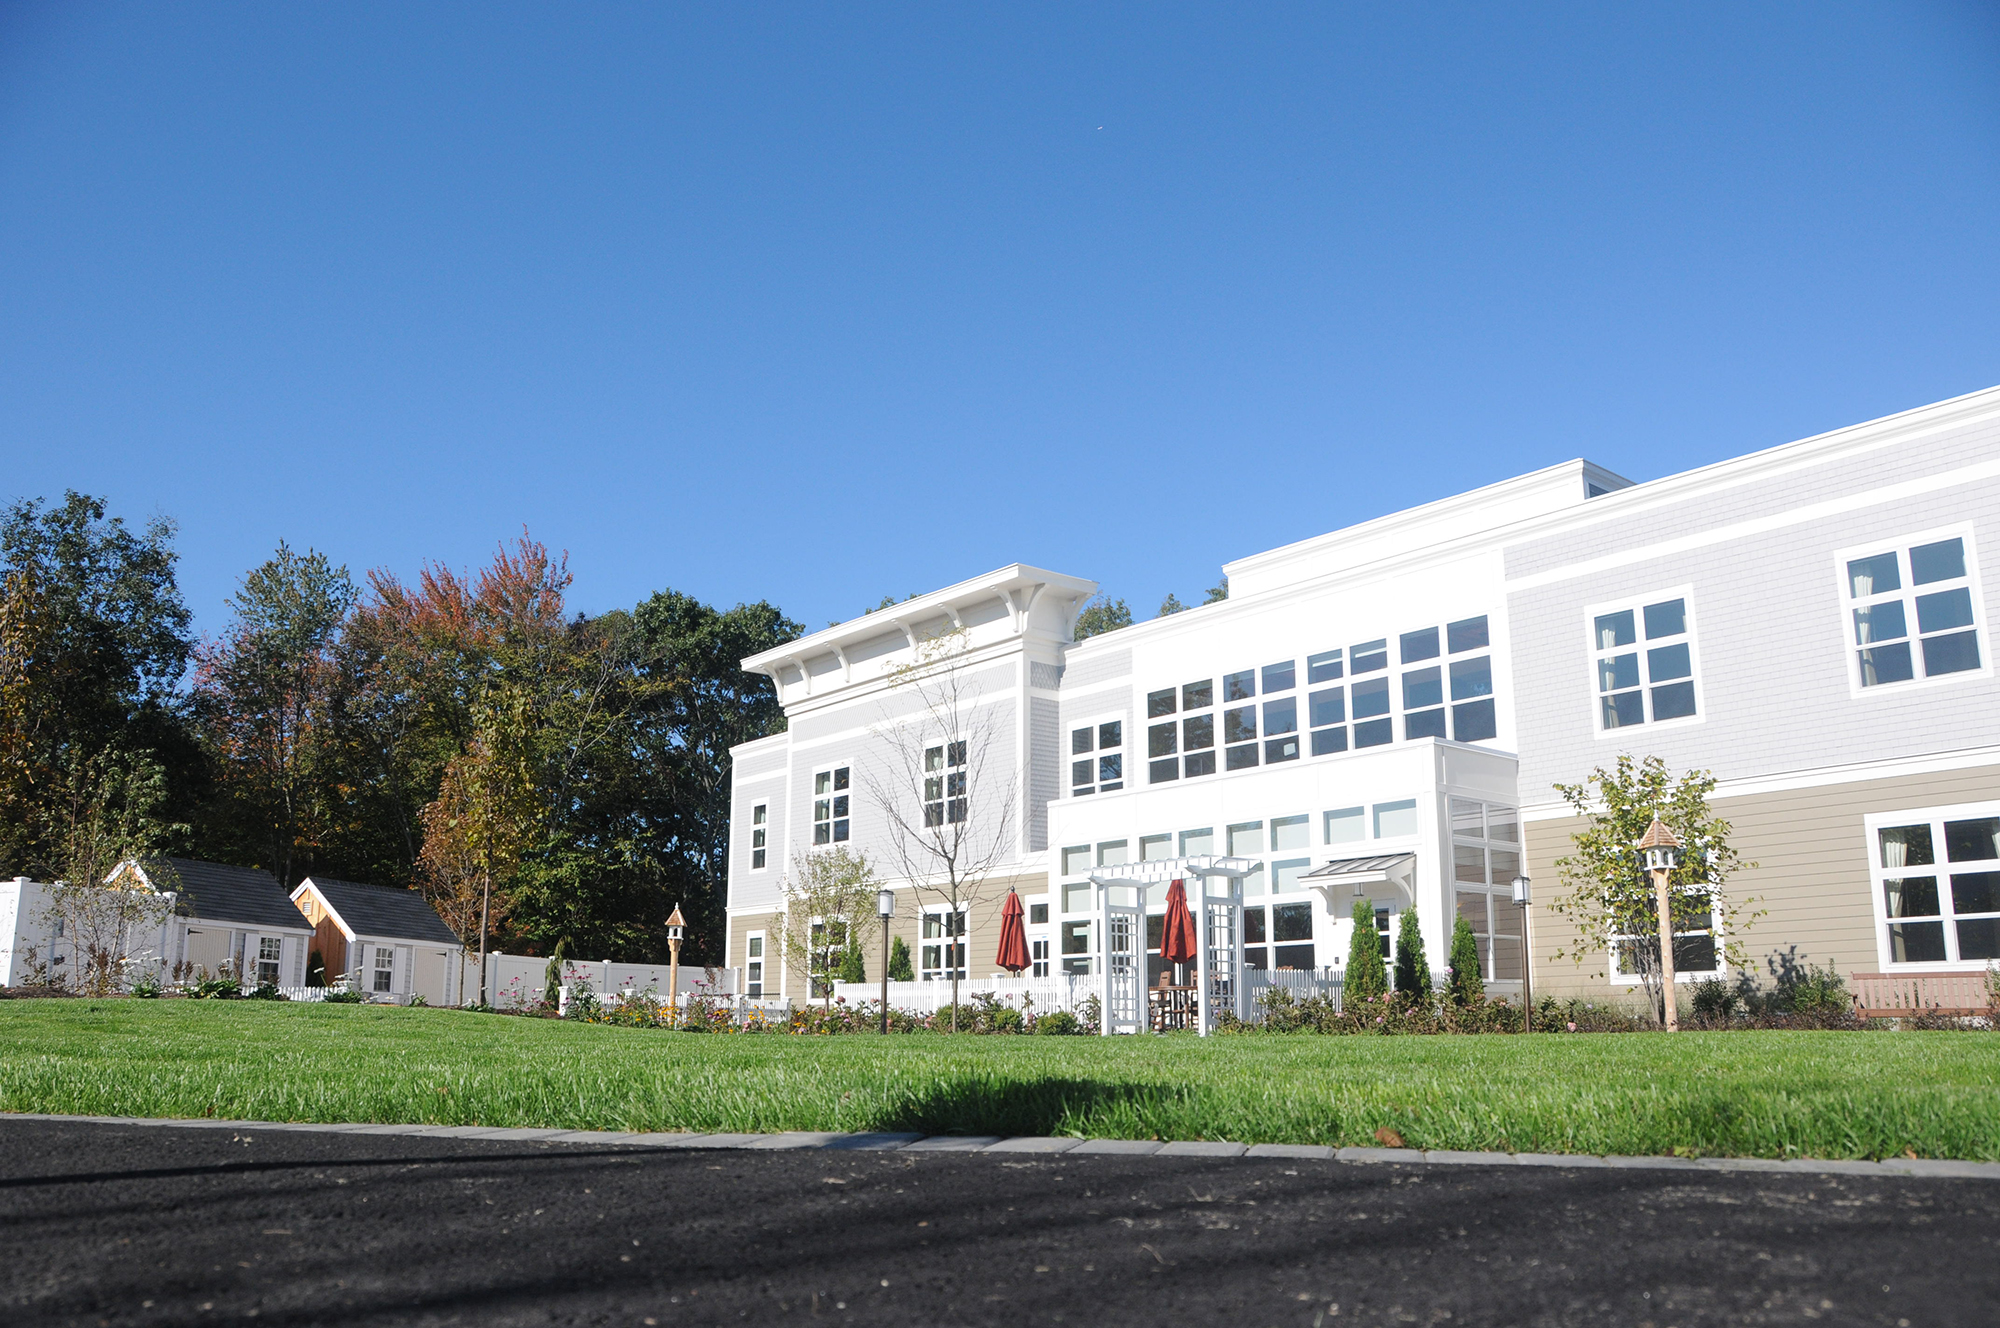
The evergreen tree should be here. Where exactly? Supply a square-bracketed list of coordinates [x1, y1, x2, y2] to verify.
[1073, 596, 1133, 640]
[1344, 899, 1387, 1002]
[1393, 908, 1432, 1000]
[838, 943, 866, 984]
[887, 934, 914, 981]
[1447, 915, 1484, 1006]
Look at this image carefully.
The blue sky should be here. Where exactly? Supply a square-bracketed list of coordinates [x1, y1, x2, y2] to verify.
[4, 3, 1998, 638]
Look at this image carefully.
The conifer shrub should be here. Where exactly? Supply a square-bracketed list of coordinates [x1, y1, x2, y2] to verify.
[837, 944, 866, 984]
[887, 936, 914, 982]
[1447, 915, 1484, 1007]
[1393, 908, 1432, 1000]
[1344, 899, 1387, 1003]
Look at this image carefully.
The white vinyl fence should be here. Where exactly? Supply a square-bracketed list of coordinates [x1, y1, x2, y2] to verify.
[480, 952, 740, 1009]
[830, 967, 1346, 1022]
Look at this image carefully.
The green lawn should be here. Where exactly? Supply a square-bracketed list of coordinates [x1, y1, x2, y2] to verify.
[3, 1000, 1997, 1160]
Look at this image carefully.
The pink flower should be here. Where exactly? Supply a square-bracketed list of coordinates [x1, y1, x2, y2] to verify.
[1566, 1022, 1577, 1032]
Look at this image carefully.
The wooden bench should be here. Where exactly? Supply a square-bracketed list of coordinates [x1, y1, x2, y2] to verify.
[1849, 971, 1994, 1019]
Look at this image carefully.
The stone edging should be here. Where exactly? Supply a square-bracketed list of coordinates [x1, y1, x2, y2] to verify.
[8, 1113, 1997, 1181]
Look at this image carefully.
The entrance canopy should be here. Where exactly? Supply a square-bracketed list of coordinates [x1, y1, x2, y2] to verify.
[1300, 853, 1416, 910]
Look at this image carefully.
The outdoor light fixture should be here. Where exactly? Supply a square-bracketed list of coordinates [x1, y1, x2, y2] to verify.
[1511, 875, 1533, 1032]
[1637, 819, 1684, 1032]
[877, 889, 895, 1035]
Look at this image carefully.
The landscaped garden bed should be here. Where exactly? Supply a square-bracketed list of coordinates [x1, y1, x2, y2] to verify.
[4, 998, 1999, 1160]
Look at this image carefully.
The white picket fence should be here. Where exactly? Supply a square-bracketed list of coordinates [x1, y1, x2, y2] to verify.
[829, 967, 1345, 1021]
[482, 952, 740, 1010]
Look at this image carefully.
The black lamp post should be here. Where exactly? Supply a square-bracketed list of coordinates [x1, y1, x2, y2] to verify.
[877, 888, 895, 1035]
[1510, 874, 1532, 1031]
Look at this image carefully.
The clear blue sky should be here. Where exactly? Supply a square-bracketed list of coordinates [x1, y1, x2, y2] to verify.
[5, 3, 1998, 637]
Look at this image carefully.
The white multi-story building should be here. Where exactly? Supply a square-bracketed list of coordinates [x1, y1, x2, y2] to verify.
[725, 384, 2000, 1010]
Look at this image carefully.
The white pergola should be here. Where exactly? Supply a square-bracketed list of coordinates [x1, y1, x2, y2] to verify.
[1084, 855, 1260, 1036]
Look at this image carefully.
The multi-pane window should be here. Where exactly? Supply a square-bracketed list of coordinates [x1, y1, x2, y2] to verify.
[920, 908, 967, 981]
[925, 741, 968, 825]
[257, 936, 282, 987]
[1591, 593, 1699, 732]
[1071, 721, 1124, 796]
[372, 947, 394, 993]
[813, 767, 851, 844]
[1870, 805, 2000, 965]
[1061, 920, 1092, 975]
[1844, 534, 1984, 690]
[1263, 659, 1299, 765]
[1450, 798, 1524, 982]
[1148, 680, 1216, 783]
[1306, 648, 1346, 755]
[750, 803, 768, 870]
[746, 933, 764, 998]
[1445, 615, 1497, 742]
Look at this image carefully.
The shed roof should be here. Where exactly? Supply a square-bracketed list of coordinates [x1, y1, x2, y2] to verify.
[295, 877, 461, 947]
[134, 858, 315, 931]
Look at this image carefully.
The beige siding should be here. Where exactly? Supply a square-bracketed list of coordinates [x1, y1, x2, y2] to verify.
[1524, 762, 2000, 1001]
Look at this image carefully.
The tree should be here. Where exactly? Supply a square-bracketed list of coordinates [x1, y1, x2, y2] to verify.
[191, 542, 358, 887]
[1393, 908, 1432, 1000]
[1549, 754, 1760, 1027]
[888, 935, 914, 981]
[39, 752, 182, 995]
[1446, 915, 1483, 1007]
[1202, 577, 1229, 604]
[1156, 592, 1187, 617]
[0, 493, 197, 880]
[1072, 596, 1133, 640]
[774, 845, 879, 1009]
[1344, 898, 1387, 1002]
[865, 626, 1018, 1031]
[838, 943, 867, 984]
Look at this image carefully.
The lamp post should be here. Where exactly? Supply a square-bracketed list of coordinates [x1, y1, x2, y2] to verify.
[665, 905, 685, 1019]
[877, 888, 896, 1034]
[1510, 874, 1533, 1032]
[1637, 819, 1683, 1032]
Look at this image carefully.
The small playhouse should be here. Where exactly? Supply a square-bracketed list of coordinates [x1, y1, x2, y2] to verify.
[290, 877, 466, 1005]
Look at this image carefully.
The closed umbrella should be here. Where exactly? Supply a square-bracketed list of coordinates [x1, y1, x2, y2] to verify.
[995, 889, 1031, 974]
[1161, 878, 1198, 982]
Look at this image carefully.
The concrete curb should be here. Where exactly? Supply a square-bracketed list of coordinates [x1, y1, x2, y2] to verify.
[7, 1112, 1998, 1180]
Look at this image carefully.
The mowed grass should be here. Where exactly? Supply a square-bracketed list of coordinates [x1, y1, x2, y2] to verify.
[3, 1000, 1998, 1160]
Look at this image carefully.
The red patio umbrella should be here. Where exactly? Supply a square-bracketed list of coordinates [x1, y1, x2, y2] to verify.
[1161, 878, 1198, 980]
[995, 889, 1031, 974]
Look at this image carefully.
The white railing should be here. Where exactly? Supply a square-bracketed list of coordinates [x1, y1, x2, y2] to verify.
[829, 973, 1096, 1014]
[482, 953, 740, 1009]
[1242, 966, 1345, 1017]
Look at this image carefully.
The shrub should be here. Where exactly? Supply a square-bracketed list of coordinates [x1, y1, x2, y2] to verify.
[1034, 1009, 1081, 1036]
[322, 987, 366, 1004]
[987, 1005, 1025, 1034]
[837, 945, 867, 985]
[408, 993, 429, 1008]
[246, 981, 288, 1001]
[130, 975, 164, 999]
[887, 936, 914, 982]
[1690, 977, 1737, 1025]
[186, 974, 243, 1000]
[1345, 900, 1387, 1002]
[1393, 908, 1432, 1000]
[1446, 915, 1483, 1007]
[1785, 962, 1848, 1016]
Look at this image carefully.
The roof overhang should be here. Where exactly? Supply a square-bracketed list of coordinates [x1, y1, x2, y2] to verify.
[1301, 853, 1417, 907]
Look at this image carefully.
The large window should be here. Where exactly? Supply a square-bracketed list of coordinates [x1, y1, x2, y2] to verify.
[1589, 591, 1700, 733]
[925, 741, 968, 826]
[921, 907, 967, 981]
[750, 803, 768, 870]
[1868, 803, 2000, 967]
[257, 936, 282, 987]
[1841, 532, 1985, 692]
[813, 767, 851, 844]
[1148, 680, 1216, 782]
[1450, 798, 1524, 982]
[1071, 720, 1124, 796]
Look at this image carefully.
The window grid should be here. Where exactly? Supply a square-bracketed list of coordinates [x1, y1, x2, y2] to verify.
[750, 803, 768, 870]
[812, 766, 851, 844]
[1841, 531, 1985, 693]
[1588, 590, 1700, 735]
[1071, 720, 1124, 797]
[1868, 803, 2000, 967]
[924, 741, 968, 826]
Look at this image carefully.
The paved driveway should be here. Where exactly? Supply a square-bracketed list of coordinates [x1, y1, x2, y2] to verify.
[2, 1119, 1994, 1326]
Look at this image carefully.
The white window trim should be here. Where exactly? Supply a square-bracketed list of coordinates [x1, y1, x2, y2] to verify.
[1584, 583, 1706, 740]
[1863, 798, 2000, 972]
[1604, 920, 1725, 985]
[1067, 713, 1128, 798]
[810, 762, 854, 847]
[749, 802, 770, 871]
[919, 904, 969, 982]
[1832, 522, 1991, 700]
[744, 929, 768, 998]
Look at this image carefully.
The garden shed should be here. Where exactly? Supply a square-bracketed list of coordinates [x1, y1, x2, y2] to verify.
[105, 858, 316, 989]
[290, 877, 465, 1006]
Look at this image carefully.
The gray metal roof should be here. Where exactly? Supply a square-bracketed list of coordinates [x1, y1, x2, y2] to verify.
[1300, 853, 1418, 878]
[295, 877, 462, 947]
[148, 858, 315, 931]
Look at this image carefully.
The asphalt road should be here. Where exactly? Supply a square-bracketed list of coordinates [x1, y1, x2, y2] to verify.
[3, 1120, 1997, 1327]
